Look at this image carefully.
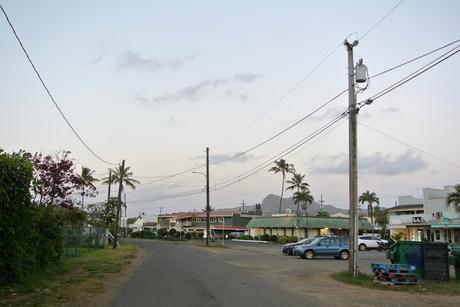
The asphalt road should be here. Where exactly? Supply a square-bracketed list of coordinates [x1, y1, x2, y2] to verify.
[111, 240, 322, 307]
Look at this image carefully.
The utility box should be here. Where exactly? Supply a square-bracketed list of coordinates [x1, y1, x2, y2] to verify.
[355, 59, 368, 83]
[424, 243, 449, 281]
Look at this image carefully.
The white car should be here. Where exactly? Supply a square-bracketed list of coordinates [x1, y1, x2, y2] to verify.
[358, 235, 388, 251]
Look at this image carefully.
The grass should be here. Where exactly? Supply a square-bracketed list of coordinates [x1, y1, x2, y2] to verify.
[0, 244, 137, 306]
[331, 271, 460, 295]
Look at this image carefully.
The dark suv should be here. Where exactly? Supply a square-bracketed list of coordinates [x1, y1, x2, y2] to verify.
[296, 236, 349, 260]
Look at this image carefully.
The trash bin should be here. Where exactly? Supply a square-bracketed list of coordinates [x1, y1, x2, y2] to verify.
[449, 244, 460, 280]
[387, 241, 425, 278]
[423, 242, 449, 281]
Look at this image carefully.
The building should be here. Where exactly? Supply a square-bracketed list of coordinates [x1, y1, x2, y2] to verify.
[247, 215, 371, 238]
[388, 186, 460, 243]
[157, 210, 260, 234]
[129, 213, 158, 232]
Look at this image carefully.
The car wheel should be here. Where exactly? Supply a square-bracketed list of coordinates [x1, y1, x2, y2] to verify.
[339, 250, 349, 260]
[304, 250, 315, 260]
[359, 244, 367, 251]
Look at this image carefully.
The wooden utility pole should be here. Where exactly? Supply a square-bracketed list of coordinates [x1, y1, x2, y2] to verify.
[113, 160, 125, 249]
[124, 193, 128, 238]
[206, 147, 210, 247]
[206, 147, 211, 246]
[345, 39, 359, 276]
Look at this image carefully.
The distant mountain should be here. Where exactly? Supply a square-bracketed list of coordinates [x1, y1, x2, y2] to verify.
[216, 194, 349, 216]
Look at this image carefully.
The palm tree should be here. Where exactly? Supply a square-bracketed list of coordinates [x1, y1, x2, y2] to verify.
[447, 184, 460, 211]
[102, 164, 140, 192]
[359, 191, 380, 231]
[286, 173, 310, 216]
[77, 166, 98, 208]
[268, 159, 295, 213]
[293, 190, 314, 234]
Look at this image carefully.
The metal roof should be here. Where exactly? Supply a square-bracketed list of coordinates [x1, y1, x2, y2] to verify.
[246, 216, 371, 230]
[387, 204, 423, 211]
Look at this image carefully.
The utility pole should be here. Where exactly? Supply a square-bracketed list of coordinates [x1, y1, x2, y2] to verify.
[345, 39, 359, 277]
[320, 194, 324, 212]
[105, 169, 112, 228]
[206, 147, 210, 247]
[113, 160, 125, 249]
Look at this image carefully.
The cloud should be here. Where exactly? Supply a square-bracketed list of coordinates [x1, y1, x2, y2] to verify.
[192, 152, 258, 164]
[87, 39, 109, 65]
[166, 118, 176, 126]
[118, 51, 195, 72]
[139, 73, 262, 106]
[311, 150, 426, 176]
[225, 89, 248, 102]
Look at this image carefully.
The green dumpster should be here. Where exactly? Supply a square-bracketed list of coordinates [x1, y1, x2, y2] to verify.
[387, 241, 425, 278]
[448, 244, 460, 280]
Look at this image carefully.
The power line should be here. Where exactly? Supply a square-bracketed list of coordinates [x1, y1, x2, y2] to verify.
[359, 122, 460, 169]
[0, 4, 117, 166]
[359, 0, 405, 41]
[361, 46, 460, 104]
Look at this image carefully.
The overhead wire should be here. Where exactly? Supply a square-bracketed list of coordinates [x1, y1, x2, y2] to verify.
[359, 122, 460, 169]
[358, 0, 405, 41]
[0, 3, 118, 166]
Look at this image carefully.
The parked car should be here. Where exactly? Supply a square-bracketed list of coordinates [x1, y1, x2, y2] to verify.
[296, 236, 349, 260]
[358, 235, 388, 251]
[282, 238, 315, 255]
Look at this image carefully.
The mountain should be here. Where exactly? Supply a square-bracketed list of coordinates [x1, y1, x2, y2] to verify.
[217, 194, 349, 216]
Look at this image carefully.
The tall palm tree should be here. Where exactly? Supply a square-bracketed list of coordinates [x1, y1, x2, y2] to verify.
[359, 191, 380, 230]
[268, 159, 295, 213]
[102, 164, 140, 192]
[293, 190, 314, 233]
[447, 184, 460, 211]
[286, 173, 310, 216]
[78, 166, 98, 208]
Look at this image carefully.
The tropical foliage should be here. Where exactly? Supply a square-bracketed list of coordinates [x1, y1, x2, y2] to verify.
[359, 191, 379, 228]
[268, 159, 295, 213]
[76, 166, 98, 208]
[293, 190, 314, 216]
[286, 173, 311, 216]
[446, 184, 460, 211]
[102, 164, 140, 192]
[374, 205, 389, 238]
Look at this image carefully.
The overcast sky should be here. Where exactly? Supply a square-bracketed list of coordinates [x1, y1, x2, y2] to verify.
[1, 0, 459, 216]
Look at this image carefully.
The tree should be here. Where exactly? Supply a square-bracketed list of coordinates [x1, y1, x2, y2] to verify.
[286, 173, 310, 216]
[359, 191, 380, 230]
[86, 198, 118, 229]
[25, 151, 80, 207]
[374, 205, 389, 238]
[268, 159, 295, 213]
[316, 210, 330, 217]
[76, 166, 98, 209]
[447, 184, 460, 211]
[293, 190, 314, 235]
[102, 164, 140, 192]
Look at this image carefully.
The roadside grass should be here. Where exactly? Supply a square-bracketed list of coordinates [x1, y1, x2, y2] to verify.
[331, 271, 460, 295]
[0, 244, 137, 306]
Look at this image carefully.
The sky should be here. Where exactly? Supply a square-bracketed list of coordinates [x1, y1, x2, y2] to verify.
[1, 0, 459, 216]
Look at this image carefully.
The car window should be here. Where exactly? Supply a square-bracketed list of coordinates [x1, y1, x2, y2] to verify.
[318, 238, 330, 246]
[330, 238, 340, 246]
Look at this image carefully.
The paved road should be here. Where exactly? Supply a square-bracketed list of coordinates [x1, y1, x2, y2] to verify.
[112, 240, 322, 307]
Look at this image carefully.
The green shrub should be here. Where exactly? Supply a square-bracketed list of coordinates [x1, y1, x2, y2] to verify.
[239, 235, 254, 240]
[278, 236, 288, 244]
[261, 234, 270, 241]
[269, 235, 278, 242]
[0, 152, 35, 283]
[287, 236, 298, 243]
[185, 232, 192, 240]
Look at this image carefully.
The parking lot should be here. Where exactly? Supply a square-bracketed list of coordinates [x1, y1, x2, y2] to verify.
[219, 240, 389, 275]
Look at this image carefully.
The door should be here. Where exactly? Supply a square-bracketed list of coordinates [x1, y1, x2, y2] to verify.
[315, 238, 331, 256]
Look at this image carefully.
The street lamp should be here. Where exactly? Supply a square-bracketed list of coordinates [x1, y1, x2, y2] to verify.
[192, 169, 210, 246]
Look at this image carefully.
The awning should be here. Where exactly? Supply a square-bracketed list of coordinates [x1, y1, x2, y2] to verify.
[431, 224, 460, 229]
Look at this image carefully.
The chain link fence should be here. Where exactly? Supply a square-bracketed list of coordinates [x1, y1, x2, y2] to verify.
[64, 225, 108, 257]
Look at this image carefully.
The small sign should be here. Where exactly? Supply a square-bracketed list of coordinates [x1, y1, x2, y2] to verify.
[412, 216, 423, 224]
[442, 217, 449, 223]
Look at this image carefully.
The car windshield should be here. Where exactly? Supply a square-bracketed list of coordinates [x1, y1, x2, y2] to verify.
[298, 238, 313, 244]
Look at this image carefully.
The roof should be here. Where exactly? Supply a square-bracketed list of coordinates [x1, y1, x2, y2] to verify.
[159, 210, 240, 219]
[246, 216, 371, 230]
[211, 225, 247, 231]
[387, 204, 424, 211]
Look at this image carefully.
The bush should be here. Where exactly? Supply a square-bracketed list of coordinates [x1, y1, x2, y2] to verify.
[157, 228, 168, 238]
[269, 235, 278, 242]
[239, 235, 254, 240]
[185, 232, 192, 240]
[261, 234, 270, 241]
[278, 236, 288, 244]
[287, 236, 298, 243]
[131, 230, 157, 239]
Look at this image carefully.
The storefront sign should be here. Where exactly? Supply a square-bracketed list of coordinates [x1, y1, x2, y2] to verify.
[412, 216, 423, 223]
